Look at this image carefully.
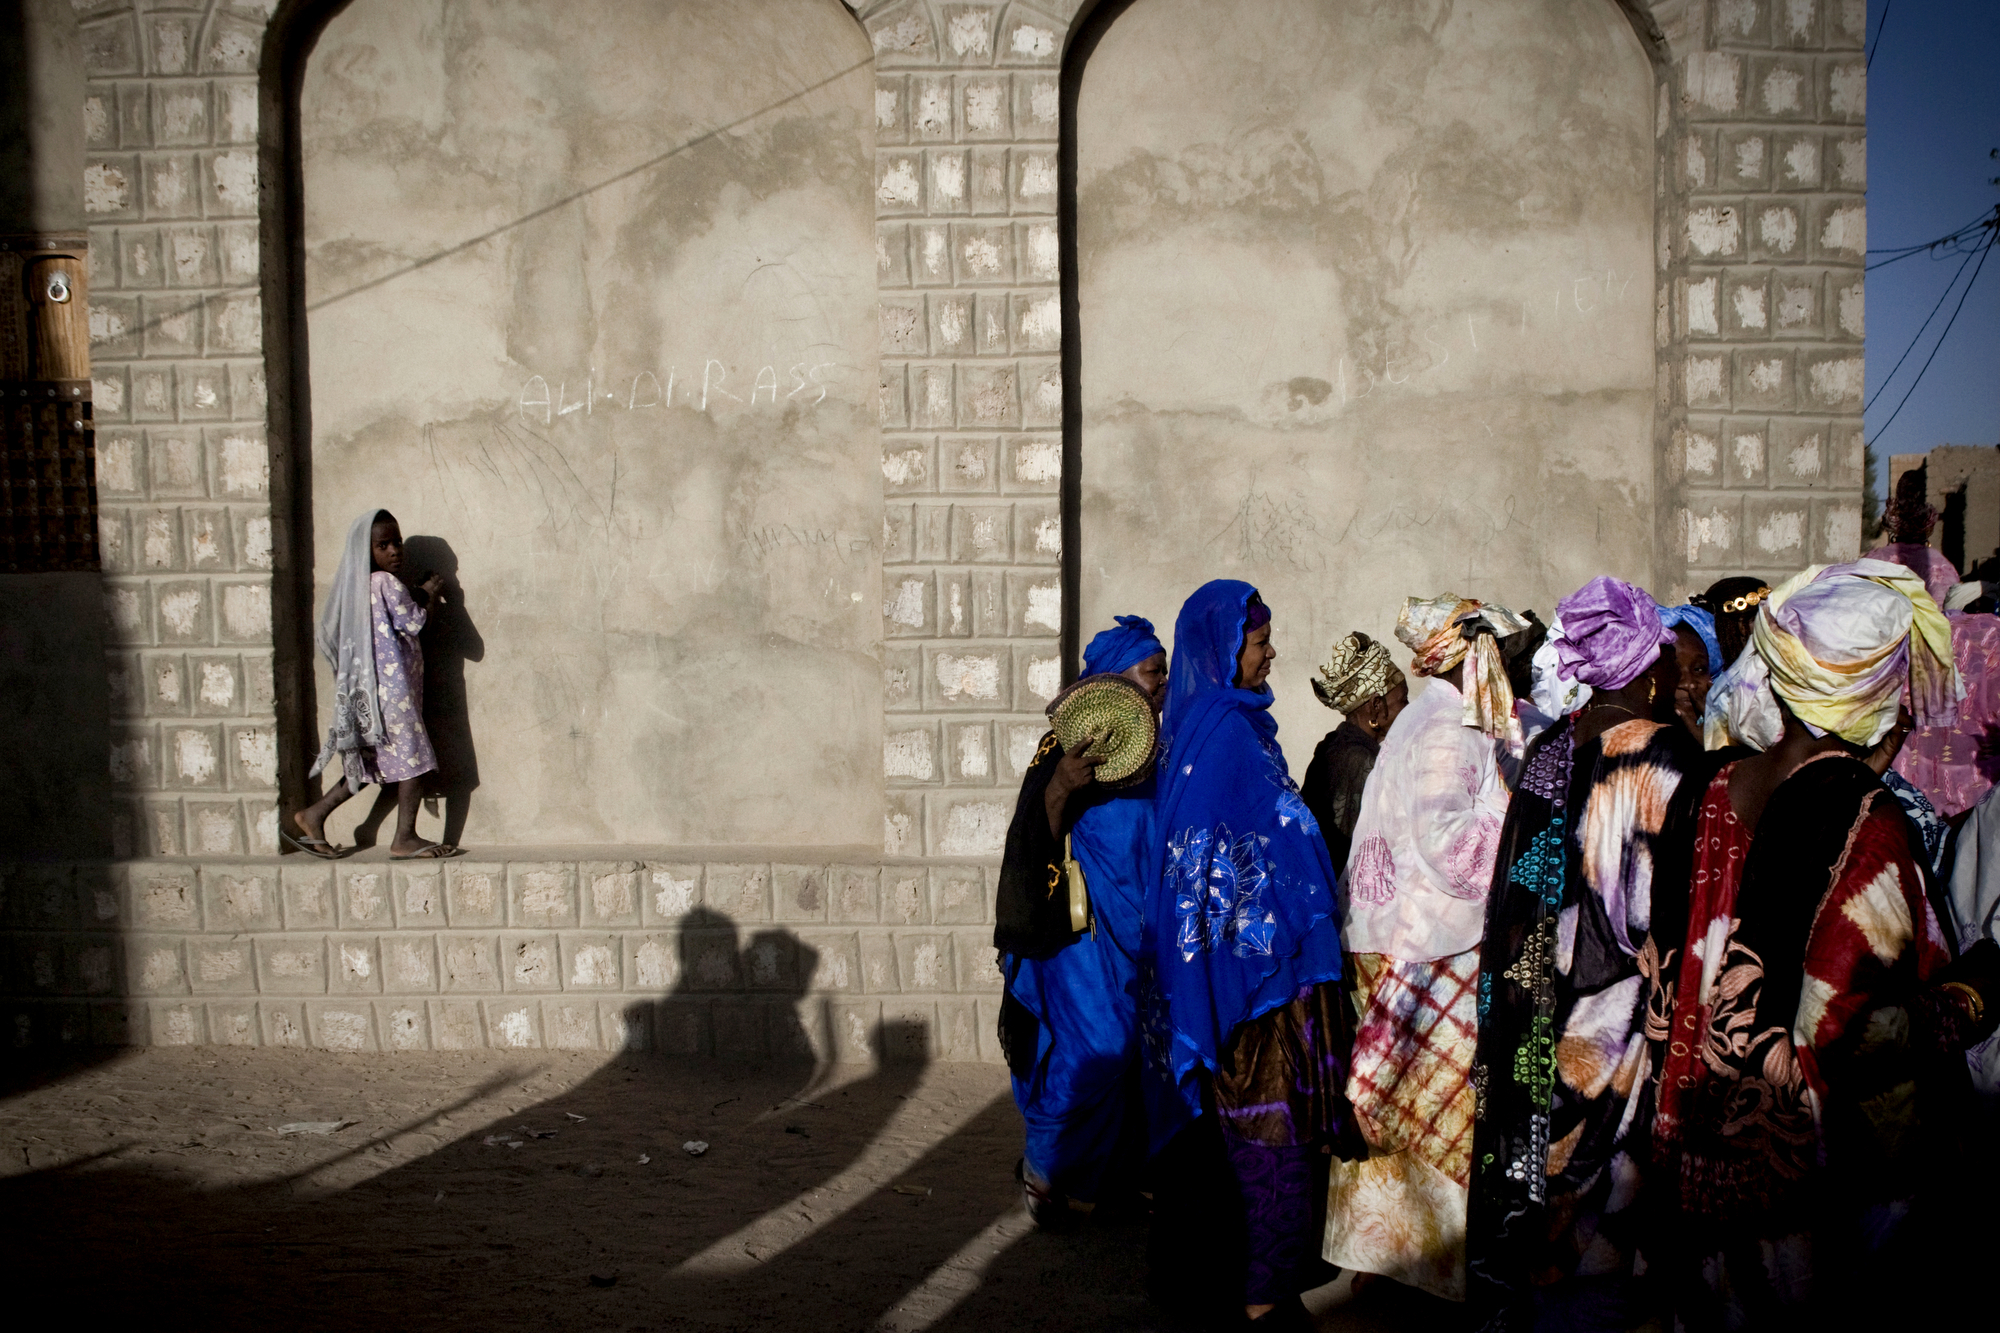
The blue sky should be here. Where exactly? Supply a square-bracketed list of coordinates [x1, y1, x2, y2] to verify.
[1864, 0, 2000, 492]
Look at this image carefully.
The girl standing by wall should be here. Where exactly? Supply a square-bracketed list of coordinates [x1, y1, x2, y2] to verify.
[285, 509, 461, 860]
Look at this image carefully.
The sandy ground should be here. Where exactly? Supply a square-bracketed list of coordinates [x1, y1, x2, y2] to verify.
[0, 1048, 1470, 1333]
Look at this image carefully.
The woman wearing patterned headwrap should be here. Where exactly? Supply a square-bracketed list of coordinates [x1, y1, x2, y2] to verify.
[1655, 559, 2000, 1327]
[1324, 594, 1527, 1301]
[1464, 577, 1700, 1329]
[1301, 631, 1409, 873]
[994, 614, 1168, 1226]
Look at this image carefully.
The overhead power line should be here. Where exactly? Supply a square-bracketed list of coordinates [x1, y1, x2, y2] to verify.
[1866, 230, 1995, 447]
[1867, 0, 1893, 71]
[1864, 236, 1988, 412]
[1866, 204, 2000, 271]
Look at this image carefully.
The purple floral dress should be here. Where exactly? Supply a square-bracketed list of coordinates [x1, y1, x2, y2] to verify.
[342, 570, 437, 787]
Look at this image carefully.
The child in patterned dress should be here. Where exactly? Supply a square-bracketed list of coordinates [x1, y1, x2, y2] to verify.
[287, 510, 462, 859]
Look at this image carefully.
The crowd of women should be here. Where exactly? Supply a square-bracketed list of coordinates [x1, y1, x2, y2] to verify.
[992, 500, 2000, 1332]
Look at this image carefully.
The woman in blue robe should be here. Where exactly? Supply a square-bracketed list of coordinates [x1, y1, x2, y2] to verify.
[995, 615, 1168, 1224]
[1146, 580, 1355, 1326]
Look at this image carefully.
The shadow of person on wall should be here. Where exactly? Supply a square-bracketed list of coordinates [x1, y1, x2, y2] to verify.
[635, 906, 829, 1069]
[348, 535, 483, 849]
[0, 913, 971, 1330]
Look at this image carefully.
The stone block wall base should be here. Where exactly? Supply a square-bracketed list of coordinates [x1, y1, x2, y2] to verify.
[0, 855, 1006, 1063]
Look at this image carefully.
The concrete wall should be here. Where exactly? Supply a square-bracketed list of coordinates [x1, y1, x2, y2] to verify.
[300, 0, 884, 847]
[1, 2, 109, 858]
[0, 0, 87, 229]
[1, 856, 1000, 1057]
[0, 0, 1870, 1059]
[1662, 0, 1869, 585]
[1078, 0, 1656, 751]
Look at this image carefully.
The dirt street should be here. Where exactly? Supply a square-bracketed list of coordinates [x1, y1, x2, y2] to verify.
[0, 1047, 1464, 1332]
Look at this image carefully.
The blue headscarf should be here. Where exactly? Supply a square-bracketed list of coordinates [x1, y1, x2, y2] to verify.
[1657, 602, 1724, 677]
[1142, 580, 1345, 1140]
[1082, 614, 1165, 677]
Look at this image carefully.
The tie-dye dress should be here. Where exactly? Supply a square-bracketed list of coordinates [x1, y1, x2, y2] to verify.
[1643, 754, 1989, 1327]
[1464, 716, 1702, 1325]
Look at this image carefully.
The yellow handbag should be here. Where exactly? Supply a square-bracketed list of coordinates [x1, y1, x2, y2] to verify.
[1062, 834, 1092, 934]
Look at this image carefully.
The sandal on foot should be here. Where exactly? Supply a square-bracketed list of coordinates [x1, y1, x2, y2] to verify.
[281, 827, 345, 860]
[1243, 1297, 1313, 1331]
[390, 843, 464, 860]
[1015, 1157, 1070, 1231]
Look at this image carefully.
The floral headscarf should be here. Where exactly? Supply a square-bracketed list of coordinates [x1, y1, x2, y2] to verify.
[1395, 594, 1528, 739]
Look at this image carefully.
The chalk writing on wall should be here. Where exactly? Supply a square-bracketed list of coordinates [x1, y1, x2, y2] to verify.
[1317, 269, 1640, 404]
[518, 358, 845, 426]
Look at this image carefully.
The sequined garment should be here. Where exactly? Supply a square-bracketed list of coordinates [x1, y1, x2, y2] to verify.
[1464, 715, 1702, 1324]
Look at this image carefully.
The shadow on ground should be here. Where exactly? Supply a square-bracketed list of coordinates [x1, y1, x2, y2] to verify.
[0, 1035, 1483, 1333]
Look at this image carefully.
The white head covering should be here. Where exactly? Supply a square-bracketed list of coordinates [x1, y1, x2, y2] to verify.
[1529, 616, 1592, 721]
[309, 510, 390, 779]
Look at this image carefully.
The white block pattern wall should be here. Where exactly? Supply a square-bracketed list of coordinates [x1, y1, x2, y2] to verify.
[1655, 0, 1870, 592]
[0, 0, 1866, 1055]
[76, 1, 280, 864]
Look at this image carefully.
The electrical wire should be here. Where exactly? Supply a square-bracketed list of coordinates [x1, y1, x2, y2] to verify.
[1866, 205, 2000, 271]
[1866, 231, 1994, 446]
[1864, 236, 1987, 411]
[1868, 206, 1995, 255]
[1867, 0, 1892, 72]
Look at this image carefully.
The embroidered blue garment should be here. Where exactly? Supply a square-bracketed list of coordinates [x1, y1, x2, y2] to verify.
[1144, 580, 1346, 1138]
[1657, 602, 1725, 676]
[1003, 616, 1163, 1198]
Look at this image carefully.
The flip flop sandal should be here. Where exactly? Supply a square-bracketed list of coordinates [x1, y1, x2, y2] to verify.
[1014, 1157, 1071, 1230]
[390, 844, 464, 860]
[281, 828, 345, 860]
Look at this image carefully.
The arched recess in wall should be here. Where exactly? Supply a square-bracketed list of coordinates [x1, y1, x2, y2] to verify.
[267, 0, 883, 848]
[1059, 0, 1660, 760]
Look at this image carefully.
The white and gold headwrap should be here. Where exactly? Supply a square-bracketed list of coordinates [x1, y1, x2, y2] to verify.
[1395, 594, 1529, 739]
[1705, 558, 1962, 751]
[1314, 630, 1405, 713]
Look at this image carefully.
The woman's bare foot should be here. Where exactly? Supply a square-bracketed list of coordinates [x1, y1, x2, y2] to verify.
[281, 809, 345, 859]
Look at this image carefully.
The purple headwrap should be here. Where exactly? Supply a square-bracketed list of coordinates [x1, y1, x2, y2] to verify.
[1081, 614, 1166, 677]
[1554, 576, 1675, 691]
